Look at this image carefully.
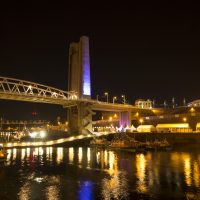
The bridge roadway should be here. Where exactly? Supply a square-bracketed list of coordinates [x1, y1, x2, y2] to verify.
[0, 132, 113, 148]
[0, 76, 155, 114]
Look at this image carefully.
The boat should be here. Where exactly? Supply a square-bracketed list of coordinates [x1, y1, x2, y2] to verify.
[0, 145, 6, 162]
[145, 139, 172, 151]
[90, 138, 110, 147]
[108, 132, 146, 153]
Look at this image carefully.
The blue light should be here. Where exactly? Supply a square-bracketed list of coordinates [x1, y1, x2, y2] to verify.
[83, 63, 91, 96]
[81, 36, 91, 97]
[79, 181, 94, 200]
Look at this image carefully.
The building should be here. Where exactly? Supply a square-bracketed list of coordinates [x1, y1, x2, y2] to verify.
[135, 99, 152, 109]
[196, 123, 200, 132]
[137, 125, 156, 133]
[188, 99, 200, 107]
[156, 123, 192, 133]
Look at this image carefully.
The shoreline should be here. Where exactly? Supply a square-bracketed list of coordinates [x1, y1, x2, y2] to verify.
[1, 132, 200, 148]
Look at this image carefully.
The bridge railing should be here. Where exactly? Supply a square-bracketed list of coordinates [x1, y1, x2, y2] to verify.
[0, 76, 75, 100]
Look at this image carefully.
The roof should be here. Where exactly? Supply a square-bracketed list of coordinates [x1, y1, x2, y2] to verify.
[156, 123, 189, 128]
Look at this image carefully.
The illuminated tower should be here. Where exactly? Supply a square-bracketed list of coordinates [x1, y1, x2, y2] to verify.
[68, 36, 93, 134]
[68, 36, 91, 99]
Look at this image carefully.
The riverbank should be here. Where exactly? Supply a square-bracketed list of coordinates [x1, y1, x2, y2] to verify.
[1, 132, 200, 148]
[126, 132, 200, 144]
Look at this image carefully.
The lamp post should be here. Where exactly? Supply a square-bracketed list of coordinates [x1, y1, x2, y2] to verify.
[113, 96, 117, 104]
[122, 95, 126, 104]
[104, 92, 108, 103]
[164, 100, 167, 108]
[183, 98, 186, 106]
[172, 97, 175, 108]
[96, 94, 99, 101]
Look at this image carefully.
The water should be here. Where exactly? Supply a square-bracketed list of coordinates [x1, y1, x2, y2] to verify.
[0, 145, 200, 200]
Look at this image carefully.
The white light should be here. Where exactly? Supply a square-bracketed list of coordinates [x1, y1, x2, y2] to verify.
[30, 131, 37, 138]
[40, 130, 46, 138]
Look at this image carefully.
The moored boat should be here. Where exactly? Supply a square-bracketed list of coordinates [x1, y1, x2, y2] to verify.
[145, 139, 172, 151]
[90, 138, 110, 147]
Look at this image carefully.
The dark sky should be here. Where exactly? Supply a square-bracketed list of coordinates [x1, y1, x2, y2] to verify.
[0, 1, 200, 120]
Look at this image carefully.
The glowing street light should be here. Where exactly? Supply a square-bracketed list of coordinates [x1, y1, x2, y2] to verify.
[113, 96, 117, 104]
[104, 92, 108, 103]
[183, 117, 187, 122]
[121, 95, 126, 104]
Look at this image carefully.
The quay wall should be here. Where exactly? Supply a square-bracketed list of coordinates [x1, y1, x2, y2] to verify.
[126, 132, 200, 144]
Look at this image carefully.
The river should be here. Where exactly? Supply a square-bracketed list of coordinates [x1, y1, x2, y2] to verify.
[0, 145, 199, 199]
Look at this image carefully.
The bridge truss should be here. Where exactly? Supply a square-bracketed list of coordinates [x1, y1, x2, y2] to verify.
[0, 77, 77, 105]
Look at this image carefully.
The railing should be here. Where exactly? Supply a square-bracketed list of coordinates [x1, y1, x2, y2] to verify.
[0, 76, 70, 99]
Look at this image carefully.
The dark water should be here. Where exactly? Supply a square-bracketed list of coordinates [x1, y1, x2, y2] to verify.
[0, 145, 200, 200]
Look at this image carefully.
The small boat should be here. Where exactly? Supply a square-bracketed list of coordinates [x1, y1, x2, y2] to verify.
[90, 138, 110, 147]
[145, 139, 172, 151]
[0, 145, 6, 162]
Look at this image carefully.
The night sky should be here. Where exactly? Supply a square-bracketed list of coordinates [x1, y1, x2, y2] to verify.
[0, 1, 200, 120]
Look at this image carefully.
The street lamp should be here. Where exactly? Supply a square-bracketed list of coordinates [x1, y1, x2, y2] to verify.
[164, 100, 167, 108]
[104, 92, 108, 103]
[113, 96, 117, 104]
[96, 94, 99, 101]
[121, 95, 126, 104]
[172, 97, 175, 108]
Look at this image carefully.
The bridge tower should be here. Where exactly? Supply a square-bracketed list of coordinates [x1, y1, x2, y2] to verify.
[68, 36, 94, 134]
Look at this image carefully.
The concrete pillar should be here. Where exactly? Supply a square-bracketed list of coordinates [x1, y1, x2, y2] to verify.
[68, 36, 91, 99]
[68, 102, 94, 134]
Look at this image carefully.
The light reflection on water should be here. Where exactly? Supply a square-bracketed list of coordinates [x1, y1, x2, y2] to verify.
[136, 153, 147, 193]
[1, 146, 200, 199]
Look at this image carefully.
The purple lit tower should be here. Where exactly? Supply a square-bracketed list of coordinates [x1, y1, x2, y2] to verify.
[68, 36, 91, 99]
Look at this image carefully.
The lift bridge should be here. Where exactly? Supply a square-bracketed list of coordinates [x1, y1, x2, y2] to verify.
[0, 76, 140, 134]
[0, 36, 154, 135]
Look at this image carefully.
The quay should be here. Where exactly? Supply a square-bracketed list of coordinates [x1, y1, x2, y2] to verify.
[1, 131, 200, 149]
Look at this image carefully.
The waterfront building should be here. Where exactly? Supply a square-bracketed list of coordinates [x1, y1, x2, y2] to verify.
[188, 99, 200, 107]
[135, 99, 152, 109]
[136, 125, 156, 133]
[156, 123, 192, 133]
[196, 123, 200, 132]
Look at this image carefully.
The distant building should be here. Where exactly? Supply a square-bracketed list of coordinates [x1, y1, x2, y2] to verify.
[135, 99, 152, 109]
[187, 99, 200, 107]
[137, 125, 156, 133]
[156, 123, 192, 133]
[196, 123, 200, 132]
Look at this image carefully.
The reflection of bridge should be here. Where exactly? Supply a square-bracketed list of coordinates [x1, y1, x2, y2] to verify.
[0, 36, 155, 134]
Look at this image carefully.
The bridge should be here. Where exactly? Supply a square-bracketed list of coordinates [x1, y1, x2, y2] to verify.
[0, 36, 155, 135]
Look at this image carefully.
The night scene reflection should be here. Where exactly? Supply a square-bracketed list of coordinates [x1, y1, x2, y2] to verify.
[0, 146, 199, 199]
[1, 2, 200, 200]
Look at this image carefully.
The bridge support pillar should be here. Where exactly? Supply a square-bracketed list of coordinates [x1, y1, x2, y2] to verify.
[119, 111, 131, 127]
[68, 102, 95, 135]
